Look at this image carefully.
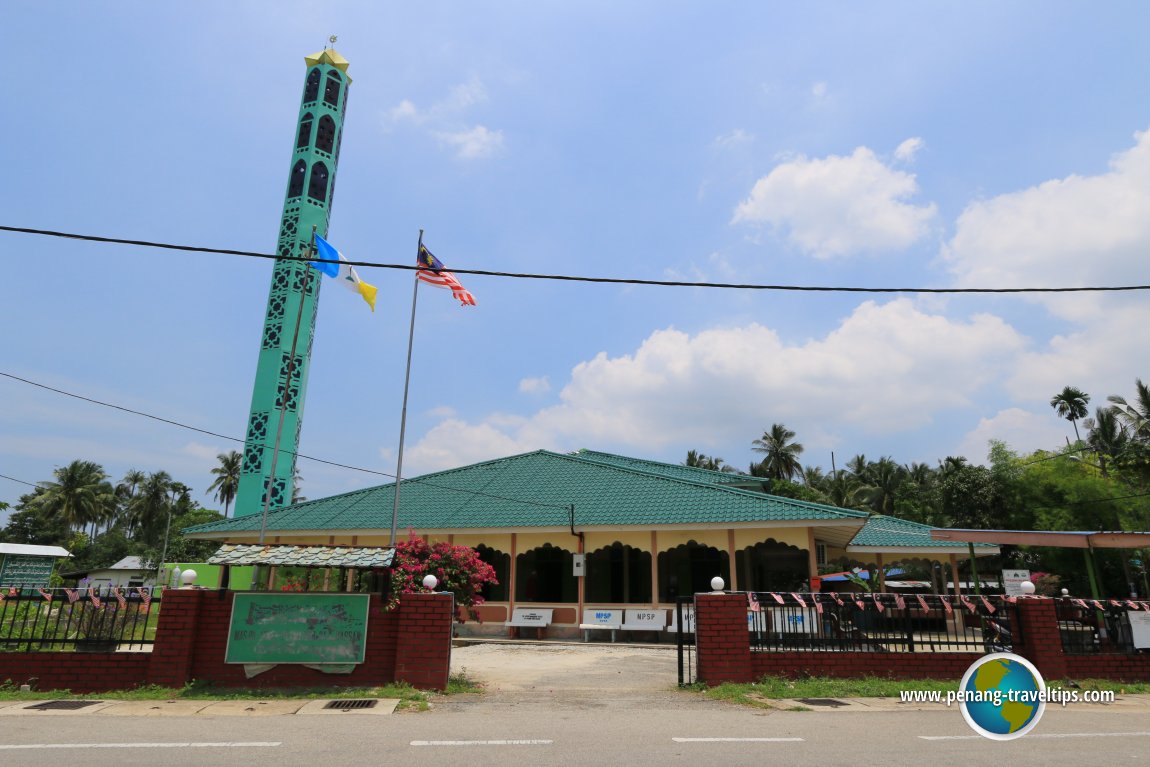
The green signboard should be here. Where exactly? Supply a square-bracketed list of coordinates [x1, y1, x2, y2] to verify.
[225, 593, 370, 665]
[0, 555, 56, 587]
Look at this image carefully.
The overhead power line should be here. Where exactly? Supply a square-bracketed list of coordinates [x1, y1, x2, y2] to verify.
[4, 224, 1149, 295]
[0, 371, 566, 512]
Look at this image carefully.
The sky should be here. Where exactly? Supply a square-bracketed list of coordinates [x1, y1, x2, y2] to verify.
[3, 2, 1150, 523]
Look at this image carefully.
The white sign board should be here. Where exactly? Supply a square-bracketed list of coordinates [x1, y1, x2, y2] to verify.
[507, 608, 553, 627]
[581, 608, 622, 627]
[1130, 612, 1150, 650]
[668, 608, 695, 633]
[770, 608, 814, 634]
[1003, 569, 1031, 597]
[624, 609, 665, 630]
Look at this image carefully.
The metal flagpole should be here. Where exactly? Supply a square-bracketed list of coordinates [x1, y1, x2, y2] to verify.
[251, 227, 315, 589]
[391, 229, 424, 548]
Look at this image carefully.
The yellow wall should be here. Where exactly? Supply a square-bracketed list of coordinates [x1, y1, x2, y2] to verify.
[583, 531, 651, 552]
[656, 530, 729, 550]
[733, 528, 808, 550]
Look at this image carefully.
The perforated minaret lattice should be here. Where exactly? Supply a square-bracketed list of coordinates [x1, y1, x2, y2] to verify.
[233, 49, 351, 518]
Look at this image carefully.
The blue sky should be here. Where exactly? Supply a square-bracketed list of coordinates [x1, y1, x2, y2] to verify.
[4, 2, 1150, 521]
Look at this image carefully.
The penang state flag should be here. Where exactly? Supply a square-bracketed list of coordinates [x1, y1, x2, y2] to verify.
[310, 234, 379, 312]
[416, 243, 477, 306]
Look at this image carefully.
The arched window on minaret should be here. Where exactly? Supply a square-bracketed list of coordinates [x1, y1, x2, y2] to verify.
[316, 115, 336, 154]
[303, 68, 321, 103]
[308, 161, 329, 204]
[287, 159, 307, 198]
[296, 113, 314, 150]
[323, 71, 341, 107]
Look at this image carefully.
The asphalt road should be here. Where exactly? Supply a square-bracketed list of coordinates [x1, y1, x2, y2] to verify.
[1, 642, 1147, 766]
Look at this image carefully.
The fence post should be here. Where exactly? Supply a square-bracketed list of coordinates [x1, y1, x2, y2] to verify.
[695, 593, 754, 685]
[147, 589, 203, 689]
[1010, 597, 1068, 681]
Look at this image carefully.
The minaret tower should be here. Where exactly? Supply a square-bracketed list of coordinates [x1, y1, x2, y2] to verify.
[233, 47, 351, 518]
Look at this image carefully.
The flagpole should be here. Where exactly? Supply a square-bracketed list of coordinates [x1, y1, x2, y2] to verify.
[391, 229, 423, 548]
[251, 226, 315, 589]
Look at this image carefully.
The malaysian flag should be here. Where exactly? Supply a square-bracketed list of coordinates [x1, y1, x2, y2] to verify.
[871, 594, 884, 613]
[769, 592, 785, 604]
[136, 587, 152, 608]
[417, 244, 477, 306]
[916, 593, 930, 612]
[810, 594, 823, 615]
[979, 595, 996, 614]
[63, 588, 81, 604]
[747, 592, 761, 612]
[88, 587, 103, 608]
[828, 592, 844, 606]
[37, 587, 53, 602]
[960, 595, 977, 614]
[939, 595, 954, 616]
[790, 592, 806, 608]
[112, 587, 127, 609]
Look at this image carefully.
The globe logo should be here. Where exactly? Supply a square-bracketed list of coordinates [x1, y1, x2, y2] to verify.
[958, 652, 1046, 740]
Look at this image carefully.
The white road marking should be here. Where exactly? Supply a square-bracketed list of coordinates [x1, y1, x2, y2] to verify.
[672, 737, 805, 743]
[411, 740, 553, 746]
[921, 732, 1150, 741]
[0, 742, 281, 750]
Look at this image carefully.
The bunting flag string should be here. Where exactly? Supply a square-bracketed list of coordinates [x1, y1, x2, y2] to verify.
[1110, 599, 1123, 607]
[112, 587, 127, 609]
[747, 592, 761, 612]
[0, 591, 5, 604]
[916, 593, 930, 612]
[894, 593, 906, 610]
[88, 587, 102, 608]
[1091, 600, 1106, 610]
[979, 595, 996, 614]
[770, 592, 785, 605]
[828, 592, 844, 606]
[1072, 598, 1089, 609]
[63, 588, 80, 604]
[811, 595, 823, 615]
[853, 596, 866, 611]
[790, 592, 807, 608]
[960, 595, 977, 614]
[939, 596, 954, 616]
[37, 587, 53, 602]
[1005, 595, 1018, 604]
[136, 587, 152, 608]
[871, 594, 884, 613]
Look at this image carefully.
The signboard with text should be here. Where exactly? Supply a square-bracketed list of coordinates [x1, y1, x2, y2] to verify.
[225, 593, 370, 665]
[1003, 569, 1031, 597]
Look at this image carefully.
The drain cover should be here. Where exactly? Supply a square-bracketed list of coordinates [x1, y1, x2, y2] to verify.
[323, 699, 378, 710]
[795, 698, 849, 707]
[26, 700, 104, 711]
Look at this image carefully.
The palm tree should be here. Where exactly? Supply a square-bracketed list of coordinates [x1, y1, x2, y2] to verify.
[1050, 385, 1091, 443]
[129, 471, 173, 547]
[801, 466, 826, 489]
[115, 469, 146, 535]
[1108, 378, 1150, 440]
[684, 450, 736, 473]
[861, 457, 905, 515]
[34, 460, 115, 534]
[751, 423, 804, 481]
[1084, 407, 1128, 478]
[207, 451, 242, 518]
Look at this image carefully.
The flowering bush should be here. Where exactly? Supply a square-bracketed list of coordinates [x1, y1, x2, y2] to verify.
[387, 534, 498, 622]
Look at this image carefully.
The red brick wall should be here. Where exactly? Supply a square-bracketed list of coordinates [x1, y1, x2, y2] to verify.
[693, 593, 1150, 685]
[0, 589, 454, 694]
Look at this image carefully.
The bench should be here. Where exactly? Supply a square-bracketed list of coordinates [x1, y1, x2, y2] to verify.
[579, 608, 622, 642]
[665, 607, 695, 635]
[505, 607, 553, 639]
[622, 608, 666, 641]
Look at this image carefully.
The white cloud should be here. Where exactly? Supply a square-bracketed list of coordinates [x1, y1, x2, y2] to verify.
[955, 408, 1069, 465]
[713, 129, 753, 148]
[387, 99, 421, 124]
[732, 145, 938, 258]
[182, 441, 223, 461]
[894, 137, 924, 163]
[519, 376, 551, 395]
[437, 125, 504, 160]
[401, 299, 1026, 474]
[942, 127, 1150, 319]
[811, 81, 828, 99]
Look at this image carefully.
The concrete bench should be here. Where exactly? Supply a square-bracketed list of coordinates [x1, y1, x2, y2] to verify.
[579, 608, 622, 642]
[622, 608, 666, 642]
[505, 607, 553, 639]
[666, 607, 695, 635]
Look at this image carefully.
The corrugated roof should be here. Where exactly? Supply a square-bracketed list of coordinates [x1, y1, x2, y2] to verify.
[185, 449, 868, 538]
[207, 544, 393, 568]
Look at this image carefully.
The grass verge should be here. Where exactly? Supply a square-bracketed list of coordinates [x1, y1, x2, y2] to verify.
[0, 671, 483, 712]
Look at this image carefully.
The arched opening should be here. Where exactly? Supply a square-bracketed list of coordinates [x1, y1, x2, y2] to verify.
[736, 538, 809, 593]
[316, 115, 336, 154]
[303, 68, 320, 103]
[323, 71, 341, 107]
[475, 544, 510, 602]
[287, 159, 306, 198]
[657, 541, 730, 602]
[296, 113, 313, 150]
[584, 542, 652, 603]
[307, 161, 329, 204]
[515, 544, 577, 603]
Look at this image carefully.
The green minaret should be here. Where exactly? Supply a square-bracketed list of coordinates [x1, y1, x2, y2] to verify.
[234, 48, 351, 519]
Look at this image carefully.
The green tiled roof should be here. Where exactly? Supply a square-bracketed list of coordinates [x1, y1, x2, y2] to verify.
[848, 514, 996, 549]
[185, 449, 867, 538]
[572, 450, 763, 487]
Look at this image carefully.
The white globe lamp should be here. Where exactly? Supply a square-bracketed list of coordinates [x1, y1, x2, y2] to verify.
[422, 574, 439, 591]
[1019, 580, 1036, 595]
[710, 576, 725, 592]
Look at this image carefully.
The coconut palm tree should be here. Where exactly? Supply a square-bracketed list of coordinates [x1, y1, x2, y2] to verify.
[1084, 407, 1128, 478]
[34, 460, 115, 535]
[207, 451, 242, 518]
[861, 457, 905, 515]
[751, 423, 804, 481]
[1050, 385, 1091, 443]
[684, 450, 736, 473]
[1108, 378, 1150, 441]
[115, 469, 146, 535]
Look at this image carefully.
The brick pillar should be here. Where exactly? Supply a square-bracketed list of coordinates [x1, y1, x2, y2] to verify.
[394, 592, 454, 690]
[1011, 597, 1068, 681]
[695, 593, 754, 685]
[147, 588, 204, 689]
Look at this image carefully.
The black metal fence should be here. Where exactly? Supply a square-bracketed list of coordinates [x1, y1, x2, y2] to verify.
[1054, 597, 1147, 654]
[0, 585, 162, 652]
[745, 592, 1017, 654]
[674, 596, 697, 686]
